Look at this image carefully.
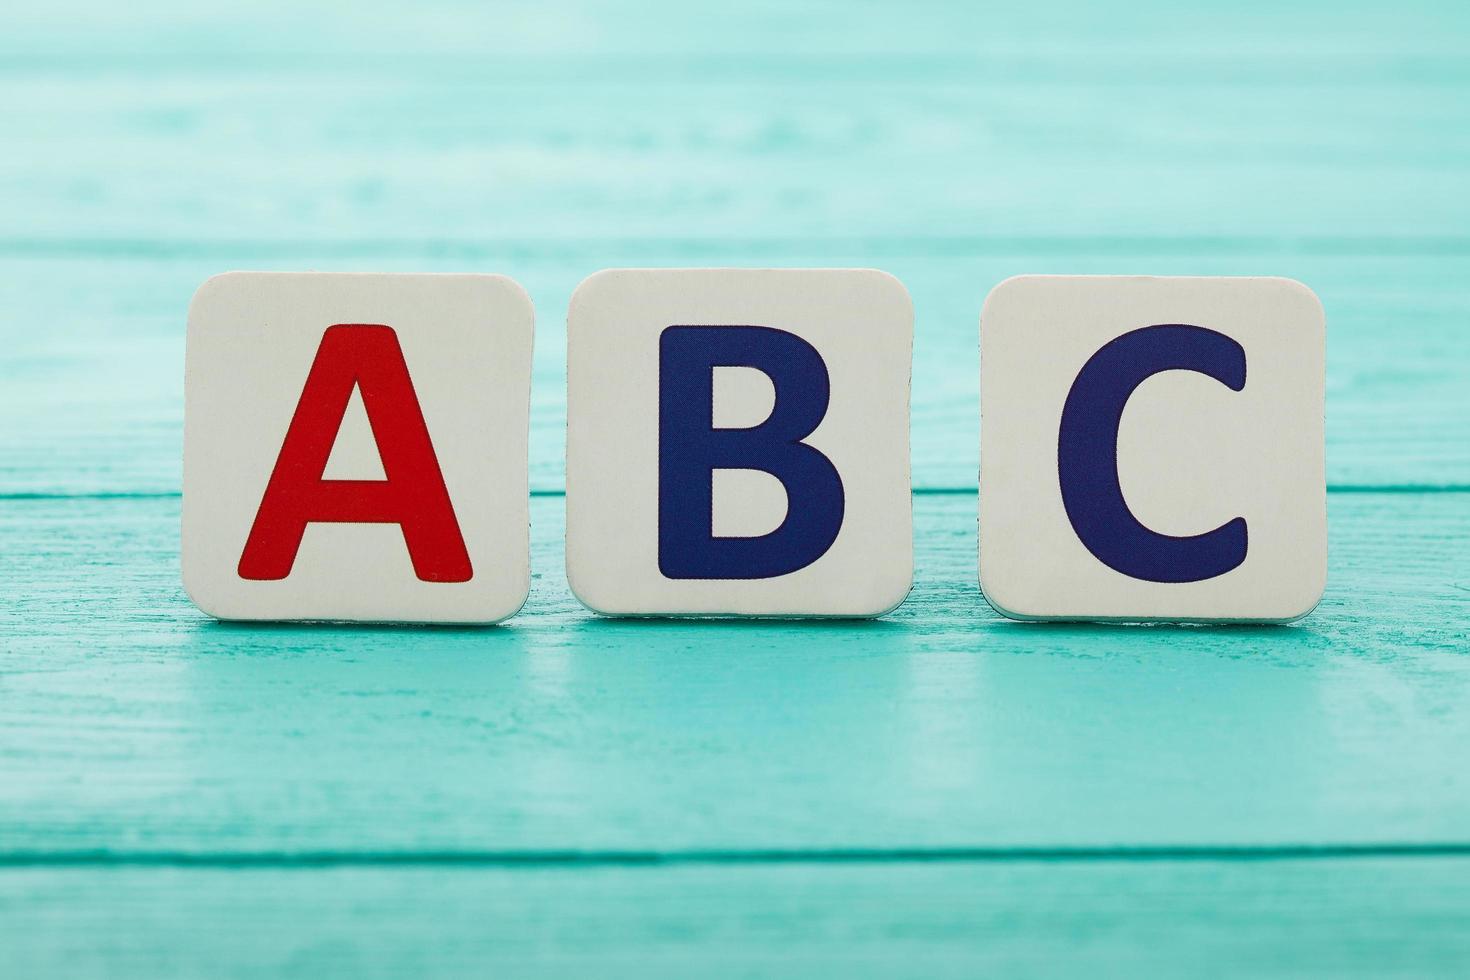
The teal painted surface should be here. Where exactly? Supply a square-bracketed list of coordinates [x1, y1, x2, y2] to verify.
[2, 0, 1470, 974]
[3, 493, 1469, 855]
[6, 860, 1470, 977]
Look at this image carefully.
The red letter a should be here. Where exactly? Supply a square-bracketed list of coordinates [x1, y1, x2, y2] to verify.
[237, 324, 473, 582]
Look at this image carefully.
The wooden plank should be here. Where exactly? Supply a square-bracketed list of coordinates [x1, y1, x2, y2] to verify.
[8, 0, 1467, 66]
[6, 75, 1467, 244]
[3, 857, 1470, 977]
[2, 492, 1466, 853]
[2, 3, 1468, 244]
[2, 251, 1467, 494]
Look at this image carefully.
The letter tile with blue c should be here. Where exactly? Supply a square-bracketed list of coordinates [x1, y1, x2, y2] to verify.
[566, 268, 914, 617]
[979, 275, 1326, 623]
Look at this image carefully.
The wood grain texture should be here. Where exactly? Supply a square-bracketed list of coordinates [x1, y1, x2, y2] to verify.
[2, 493, 1466, 854]
[1, 251, 1467, 494]
[3, 2, 1470, 242]
[4, 858, 1470, 977]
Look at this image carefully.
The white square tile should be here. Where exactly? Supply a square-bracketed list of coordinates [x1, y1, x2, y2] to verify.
[566, 268, 913, 617]
[979, 275, 1326, 623]
[183, 272, 534, 624]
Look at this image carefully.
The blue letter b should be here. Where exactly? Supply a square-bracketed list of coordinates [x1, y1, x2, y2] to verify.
[659, 325, 844, 579]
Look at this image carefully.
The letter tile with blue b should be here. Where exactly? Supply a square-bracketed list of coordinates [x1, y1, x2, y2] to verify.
[979, 275, 1327, 623]
[566, 268, 914, 617]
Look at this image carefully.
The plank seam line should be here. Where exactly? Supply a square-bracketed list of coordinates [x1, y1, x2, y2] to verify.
[3, 485, 1469, 502]
[5, 844, 1470, 870]
[5, 235, 1470, 260]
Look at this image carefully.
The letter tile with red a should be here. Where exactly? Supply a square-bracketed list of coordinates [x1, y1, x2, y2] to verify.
[184, 272, 533, 623]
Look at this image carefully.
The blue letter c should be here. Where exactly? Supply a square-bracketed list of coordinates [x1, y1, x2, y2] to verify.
[1057, 324, 1248, 584]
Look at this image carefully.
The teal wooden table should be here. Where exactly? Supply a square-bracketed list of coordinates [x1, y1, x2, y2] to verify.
[3, 1, 1469, 975]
